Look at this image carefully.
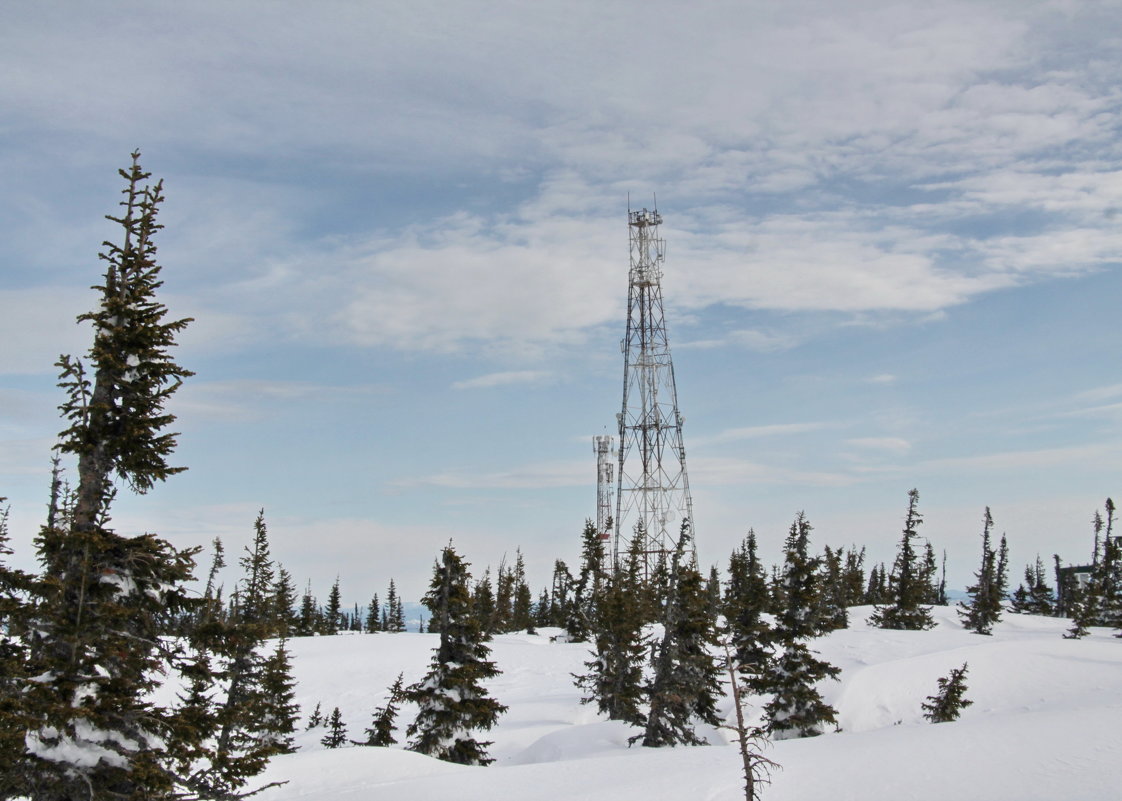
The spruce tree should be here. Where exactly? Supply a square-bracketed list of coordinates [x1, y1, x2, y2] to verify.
[258, 640, 300, 754]
[575, 546, 648, 727]
[549, 560, 574, 626]
[305, 702, 324, 730]
[815, 545, 848, 633]
[958, 508, 1004, 635]
[761, 512, 840, 740]
[362, 673, 404, 747]
[20, 152, 201, 800]
[473, 569, 497, 636]
[1009, 556, 1055, 616]
[406, 545, 507, 765]
[510, 549, 536, 634]
[868, 489, 935, 630]
[723, 530, 774, 696]
[365, 592, 382, 633]
[271, 566, 299, 638]
[321, 708, 349, 749]
[323, 577, 342, 635]
[565, 520, 606, 642]
[638, 522, 724, 747]
[922, 663, 973, 723]
[0, 502, 31, 796]
[385, 579, 406, 632]
[175, 512, 294, 798]
[297, 582, 319, 636]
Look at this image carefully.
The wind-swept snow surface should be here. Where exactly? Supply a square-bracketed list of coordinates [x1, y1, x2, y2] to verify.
[259, 607, 1121, 800]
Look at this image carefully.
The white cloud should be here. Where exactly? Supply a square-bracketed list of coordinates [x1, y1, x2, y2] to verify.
[846, 437, 912, 454]
[694, 422, 834, 448]
[452, 371, 553, 390]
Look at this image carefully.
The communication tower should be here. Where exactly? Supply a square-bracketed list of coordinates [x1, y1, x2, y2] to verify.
[593, 435, 615, 565]
[613, 207, 696, 575]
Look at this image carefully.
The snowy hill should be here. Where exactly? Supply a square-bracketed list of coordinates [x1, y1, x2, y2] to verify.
[258, 607, 1121, 800]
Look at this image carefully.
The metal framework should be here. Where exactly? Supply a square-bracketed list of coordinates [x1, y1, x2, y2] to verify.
[613, 207, 696, 576]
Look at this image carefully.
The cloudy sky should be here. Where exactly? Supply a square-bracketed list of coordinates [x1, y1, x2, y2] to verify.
[2, 1, 1121, 602]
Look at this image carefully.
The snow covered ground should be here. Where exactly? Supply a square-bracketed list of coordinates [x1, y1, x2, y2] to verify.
[258, 607, 1122, 800]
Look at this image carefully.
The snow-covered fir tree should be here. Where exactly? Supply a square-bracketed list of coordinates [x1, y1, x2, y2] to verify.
[19, 153, 201, 800]
[868, 489, 935, 630]
[385, 579, 406, 632]
[922, 663, 973, 723]
[761, 512, 841, 740]
[406, 544, 507, 765]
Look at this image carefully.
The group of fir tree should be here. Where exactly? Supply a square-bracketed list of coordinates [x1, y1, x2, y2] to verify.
[0, 154, 297, 800]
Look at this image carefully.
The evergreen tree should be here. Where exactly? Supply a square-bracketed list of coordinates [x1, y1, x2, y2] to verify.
[271, 565, 299, 638]
[0, 502, 31, 796]
[473, 570, 496, 636]
[723, 530, 773, 695]
[575, 544, 648, 727]
[868, 489, 935, 630]
[321, 707, 349, 749]
[1009, 556, 1055, 616]
[296, 581, 319, 637]
[566, 520, 606, 642]
[305, 702, 324, 730]
[406, 545, 507, 765]
[1067, 500, 1117, 637]
[323, 577, 342, 635]
[922, 663, 973, 723]
[815, 545, 848, 633]
[958, 508, 1004, 635]
[494, 557, 515, 633]
[510, 549, 536, 634]
[175, 511, 295, 798]
[365, 592, 382, 633]
[549, 560, 574, 626]
[842, 546, 866, 608]
[385, 579, 406, 632]
[362, 673, 405, 747]
[258, 640, 300, 754]
[20, 153, 201, 800]
[533, 587, 552, 628]
[638, 522, 724, 747]
[761, 512, 840, 740]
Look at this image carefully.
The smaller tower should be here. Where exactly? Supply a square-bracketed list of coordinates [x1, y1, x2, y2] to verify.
[594, 435, 616, 555]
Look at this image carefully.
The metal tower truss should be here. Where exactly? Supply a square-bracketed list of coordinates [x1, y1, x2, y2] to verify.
[613, 207, 696, 576]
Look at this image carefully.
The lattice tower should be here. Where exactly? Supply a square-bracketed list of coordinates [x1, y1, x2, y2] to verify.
[613, 207, 696, 576]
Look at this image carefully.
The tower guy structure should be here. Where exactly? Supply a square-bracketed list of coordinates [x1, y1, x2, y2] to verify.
[613, 206, 696, 576]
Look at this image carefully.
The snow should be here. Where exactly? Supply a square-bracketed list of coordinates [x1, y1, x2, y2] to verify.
[254, 608, 1122, 800]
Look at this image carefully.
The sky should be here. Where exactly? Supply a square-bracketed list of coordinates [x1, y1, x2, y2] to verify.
[2, 0, 1121, 604]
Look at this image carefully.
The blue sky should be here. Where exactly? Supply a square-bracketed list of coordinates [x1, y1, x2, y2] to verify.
[2, 1, 1121, 603]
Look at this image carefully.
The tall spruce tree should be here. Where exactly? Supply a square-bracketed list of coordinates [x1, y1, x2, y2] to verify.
[565, 520, 606, 642]
[323, 577, 342, 635]
[384, 579, 406, 633]
[958, 508, 1005, 635]
[406, 545, 506, 765]
[868, 489, 935, 630]
[510, 549, 536, 634]
[575, 541, 648, 727]
[638, 522, 724, 747]
[761, 512, 841, 740]
[723, 530, 774, 696]
[20, 153, 202, 801]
